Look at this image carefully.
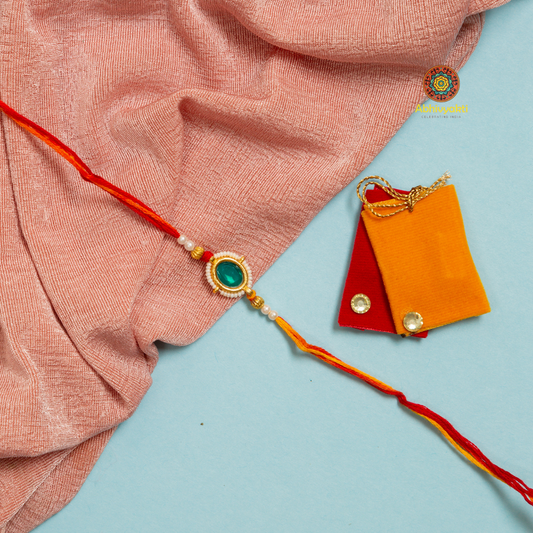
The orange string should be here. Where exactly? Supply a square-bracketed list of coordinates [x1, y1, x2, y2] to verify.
[0, 100, 181, 239]
[275, 316, 533, 505]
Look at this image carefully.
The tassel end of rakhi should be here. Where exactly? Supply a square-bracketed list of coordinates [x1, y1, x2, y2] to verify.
[273, 316, 533, 506]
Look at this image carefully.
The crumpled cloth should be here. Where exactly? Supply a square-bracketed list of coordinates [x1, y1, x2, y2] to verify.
[0, 0, 509, 530]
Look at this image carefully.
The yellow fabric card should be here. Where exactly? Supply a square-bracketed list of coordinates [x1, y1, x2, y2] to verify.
[361, 185, 490, 335]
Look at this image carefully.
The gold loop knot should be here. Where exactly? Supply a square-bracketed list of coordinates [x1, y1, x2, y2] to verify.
[356, 172, 451, 218]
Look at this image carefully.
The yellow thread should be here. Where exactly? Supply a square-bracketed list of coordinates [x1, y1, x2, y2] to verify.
[275, 317, 396, 393]
[274, 315, 502, 481]
[417, 414, 498, 479]
[356, 172, 450, 218]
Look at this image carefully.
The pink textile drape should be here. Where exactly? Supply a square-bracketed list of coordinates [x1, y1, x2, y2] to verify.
[0, 0, 508, 530]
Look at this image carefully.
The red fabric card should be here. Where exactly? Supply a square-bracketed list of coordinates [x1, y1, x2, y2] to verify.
[338, 187, 428, 338]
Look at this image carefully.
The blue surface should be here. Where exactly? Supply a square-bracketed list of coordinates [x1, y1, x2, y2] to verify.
[36, 2, 533, 532]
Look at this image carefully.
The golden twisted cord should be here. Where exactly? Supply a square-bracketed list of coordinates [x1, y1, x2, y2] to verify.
[357, 172, 451, 218]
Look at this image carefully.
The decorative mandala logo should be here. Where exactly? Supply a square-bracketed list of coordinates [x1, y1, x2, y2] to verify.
[423, 65, 460, 102]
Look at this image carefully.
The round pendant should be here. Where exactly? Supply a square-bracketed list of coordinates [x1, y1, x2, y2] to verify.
[206, 252, 252, 298]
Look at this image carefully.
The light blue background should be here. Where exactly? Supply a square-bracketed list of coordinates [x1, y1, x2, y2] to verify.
[36, 2, 533, 532]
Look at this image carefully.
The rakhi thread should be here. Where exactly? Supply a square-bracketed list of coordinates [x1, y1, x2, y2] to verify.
[0, 100, 210, 255]
[1, 100, 532, 506]
[357, 172, 450, 217]
[276, 318, 533, 505]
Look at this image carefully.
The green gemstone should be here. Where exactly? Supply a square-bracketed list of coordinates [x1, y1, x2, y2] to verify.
[216, 261, 244, 288]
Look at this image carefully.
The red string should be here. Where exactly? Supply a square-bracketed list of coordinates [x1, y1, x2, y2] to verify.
[0, 99, 207, 251]
[276, 317, 533, 506]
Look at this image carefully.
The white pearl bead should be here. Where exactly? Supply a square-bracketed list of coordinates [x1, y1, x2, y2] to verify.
[261, 305, 270, 315]
[184, 240, 195, 251]
[178, 235, 187, 245]
[268, 310, 278, 321]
